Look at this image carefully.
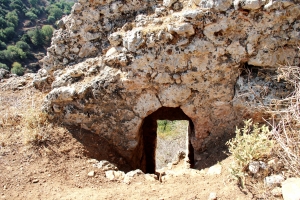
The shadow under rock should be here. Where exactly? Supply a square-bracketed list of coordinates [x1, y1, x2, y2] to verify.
[66, 125, 132, 172]
[194, 132, 235, 170]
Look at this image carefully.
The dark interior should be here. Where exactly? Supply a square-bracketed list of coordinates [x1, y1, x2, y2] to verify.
[135, 107, 195, 173]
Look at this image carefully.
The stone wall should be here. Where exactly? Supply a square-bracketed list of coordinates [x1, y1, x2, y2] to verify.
[34, 0, 300, 170]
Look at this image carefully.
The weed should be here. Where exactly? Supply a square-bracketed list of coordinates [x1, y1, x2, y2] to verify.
[22, 109, 50, 145]
[226, 119, 274, 187]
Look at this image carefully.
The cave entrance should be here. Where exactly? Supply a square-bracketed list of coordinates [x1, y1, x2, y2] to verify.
[137, 107, 195, 173]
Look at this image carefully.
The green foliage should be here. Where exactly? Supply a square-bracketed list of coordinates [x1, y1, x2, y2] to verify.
[16, 41, 30, 52]
[3, 27, 15, 40]
[28, 0, 38, 7]
[226, 119, 274, 187]
[41, 25, 54, 45]
[157, 120, 189, 139]
[48, 6, 63, 20]
[25, 11, 38, 21]
[0, 17, 7, 29]
[0, 62, 8, 70]
[28, 27, 45, 47]
[7, 45, 26, 59]
[5, 11, 18, 28]
[0, 0, 75, 66]
[47, 15, 56, 24]
[0, 40, 6, 50]
[11, 61, 24, 75]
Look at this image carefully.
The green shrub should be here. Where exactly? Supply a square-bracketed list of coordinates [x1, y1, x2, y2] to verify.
[5, 11, 18, 28]
[0, 17, 7, 29]
[16, 41, 30, 52]
[48, 6, 63, 20]
[7, 45, 27, 59]
[41, 25, 54, 45]
[25, 11, 38, 21]
[11, 62, 25, 76]
[47, 15, 56, 24]
[0, 62, 8, 70]
[226, 119, 274, 187]
[3, 27, 15, 40]
[28, 0, 38, 7]
[28, 27, 45, 47]
[0, 40, 6, 50]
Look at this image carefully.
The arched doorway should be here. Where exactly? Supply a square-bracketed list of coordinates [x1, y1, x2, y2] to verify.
[134, 107, 195, 173]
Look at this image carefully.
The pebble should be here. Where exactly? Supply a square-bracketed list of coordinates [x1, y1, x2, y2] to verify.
[271, 187, 282, 197]
[208, 192, 217, 200]
[264, 175, 284, 187]
[32, 179, 39, 183]
[88, 171, 95, 177]
[207, 164, 222, 175]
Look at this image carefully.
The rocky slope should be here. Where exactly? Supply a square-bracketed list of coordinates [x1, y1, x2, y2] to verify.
[34, 0, 300, 171]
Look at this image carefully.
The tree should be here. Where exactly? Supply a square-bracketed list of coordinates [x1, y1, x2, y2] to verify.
[7, 45, 27, 59]
[0, 17, 7, 29]
[0, 62, 8, 70]
[28, 27, 45, 47]
[16, 41, 30, 52]
[5, 11, 18, 28]
[29, 0, 38, 7]
[3, 27, 15, 41]
[25, 11, 38, 21]
[47, 15, 56, 24]
[0, 40, 6, 50]
[11, 62, 25, 76]
[41, 25, 54, 45]
[48, 6, 63, 20]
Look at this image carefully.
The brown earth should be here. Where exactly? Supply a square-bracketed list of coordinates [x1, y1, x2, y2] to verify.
[0, 76, 275, 200]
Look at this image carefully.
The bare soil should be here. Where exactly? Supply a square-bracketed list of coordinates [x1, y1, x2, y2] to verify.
[0, 76, 257, 200]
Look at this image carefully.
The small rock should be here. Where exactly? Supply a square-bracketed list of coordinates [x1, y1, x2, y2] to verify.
[282, 178, 300, 200]
[105, 170, 125, 181]
[249, 161, 260, 174]
[264, 175, 284, 187]
[32, 179, 39, 183]
[163, 0, 177, 7]
[126, 169, 144, 177]
[93, 160, 118, 171]
[259, 161, 268, 170]
[208, 192, 217, 200]
[88, 171, 95, 177]
[123, 175, 131, 184]
[144, 174, 157, 181]
[207, 164, 222, 175]
[271, 187, 282, 197]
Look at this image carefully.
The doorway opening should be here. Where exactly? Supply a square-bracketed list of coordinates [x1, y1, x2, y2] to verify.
[136, 107, 195, 173]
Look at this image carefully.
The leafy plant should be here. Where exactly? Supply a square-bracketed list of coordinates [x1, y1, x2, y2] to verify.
[0, 62, 8, 70]
[11, 61, 25, 76]
[226, 119, 274, 187]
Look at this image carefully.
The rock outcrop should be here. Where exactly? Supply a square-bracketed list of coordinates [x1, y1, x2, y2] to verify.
[34, 0, 300, 171]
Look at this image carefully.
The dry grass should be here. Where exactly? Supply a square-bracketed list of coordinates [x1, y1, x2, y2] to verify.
[0, 88, 49, 149]
[267, 65, 300, 177]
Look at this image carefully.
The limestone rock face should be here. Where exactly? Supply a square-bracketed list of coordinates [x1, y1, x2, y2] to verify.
[35, 0, 300, 170]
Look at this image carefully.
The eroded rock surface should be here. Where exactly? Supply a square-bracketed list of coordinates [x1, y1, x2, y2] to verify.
[35, 0, 300, 171]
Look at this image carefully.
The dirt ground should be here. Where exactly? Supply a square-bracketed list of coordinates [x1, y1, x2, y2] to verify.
[0, 76, 261, 200]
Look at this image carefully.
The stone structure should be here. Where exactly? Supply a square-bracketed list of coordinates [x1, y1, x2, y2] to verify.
[34, 0, 300, 172]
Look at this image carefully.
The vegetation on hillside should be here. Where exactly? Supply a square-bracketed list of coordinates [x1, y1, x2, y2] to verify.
[0, 0, 74, 74]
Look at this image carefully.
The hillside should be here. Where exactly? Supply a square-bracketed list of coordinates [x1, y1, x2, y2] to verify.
[0, 0, 75, 74]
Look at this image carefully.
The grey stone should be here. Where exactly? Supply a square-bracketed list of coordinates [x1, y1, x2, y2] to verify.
[249, 161, 260, 174]
[163, 0, 177, 7]
[264, 175, 285, 187]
